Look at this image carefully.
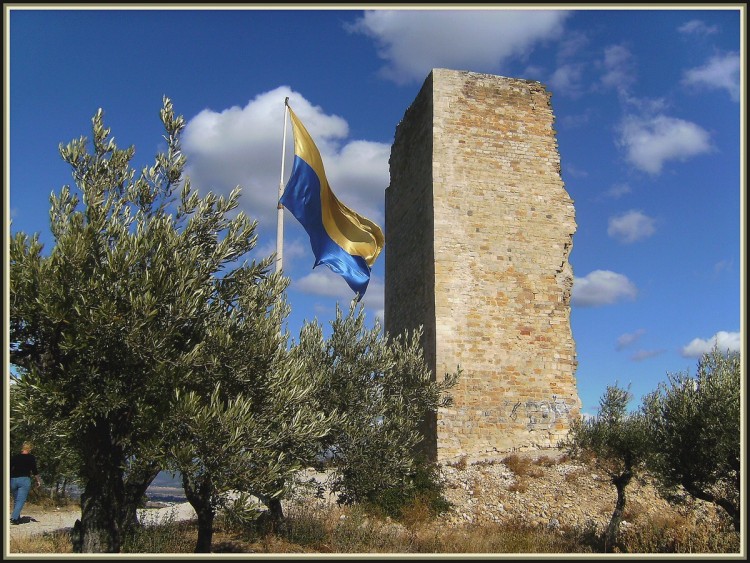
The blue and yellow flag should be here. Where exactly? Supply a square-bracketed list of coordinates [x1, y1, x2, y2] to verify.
[280, 105, 384, 299]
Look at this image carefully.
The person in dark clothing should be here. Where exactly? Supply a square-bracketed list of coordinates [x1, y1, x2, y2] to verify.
[10, 441, 42, 524]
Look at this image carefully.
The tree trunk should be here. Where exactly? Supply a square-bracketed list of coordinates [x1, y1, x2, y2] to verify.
[268, 498, 285, 532]
[722, 503, 740, 533]
[183, 473, 215, 553]
[120, 462, 161, 538]
[73, 427, 127, 553]
[684, 482, 740, 532]
[76, 469, 125, 552]
[194, 504, 215, 553]
[605, 470, 632, 553]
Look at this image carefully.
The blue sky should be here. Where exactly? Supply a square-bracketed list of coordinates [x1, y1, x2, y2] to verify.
[6, 5, 744, 415]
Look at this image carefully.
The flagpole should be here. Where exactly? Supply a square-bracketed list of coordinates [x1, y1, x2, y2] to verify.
[276, 97, 290, 273]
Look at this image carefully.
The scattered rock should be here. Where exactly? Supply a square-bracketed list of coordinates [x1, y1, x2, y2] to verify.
[434, 452, 723, 532]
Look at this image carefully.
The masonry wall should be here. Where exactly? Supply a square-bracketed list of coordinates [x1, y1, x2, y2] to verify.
[385, 69, 580, 462]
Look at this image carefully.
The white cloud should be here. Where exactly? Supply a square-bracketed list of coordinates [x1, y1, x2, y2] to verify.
[601, 44, 636, 92]
[559, 111, 592, 129]
[572, 270, 637, 308]
[678, 20, 719, 35]
[548, 63, 585, 97]
[294, 269, 384, 316]
[616, 328, 646, 351]
[681, 331, 741, 358]
[607, 210, 656, 244]
[364, 277, 385, 316]
[522, 64, 546, 81]
[182, 86, 389, 236]
[682, 52, 740, 102]
[630, 349, 665, 362]
[256, 237, 308, 268]
[563, 163, 588, 178]
[617, 114, 712, 175]
[322, 140, 390, 225]
[546, 31, 590, 98]
[348, 10, 570, 84]
[557, 30, 589, 61]
[622, 94, 669, 115]
[295, 269, 352, 299]
[603, 183, 632, 199]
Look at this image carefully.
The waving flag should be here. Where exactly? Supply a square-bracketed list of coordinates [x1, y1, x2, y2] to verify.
[280, 105, 384, 299]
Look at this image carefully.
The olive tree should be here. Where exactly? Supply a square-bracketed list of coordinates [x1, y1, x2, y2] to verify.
[641, 347, 741, 531]
[293, 305, 459, 517]
[566, 384, 649, 552]
[9, 98, 277, 552]
[162, 272, 335, 552]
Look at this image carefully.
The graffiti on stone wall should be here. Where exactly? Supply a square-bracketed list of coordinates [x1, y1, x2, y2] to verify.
[524, 396, 572, 431]
[506, 396, 572, 428]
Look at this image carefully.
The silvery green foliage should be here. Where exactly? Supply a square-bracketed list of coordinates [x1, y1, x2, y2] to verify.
[293, 304, 458, 510]
[9, 98, 281, 552]
[641, 348, 740, 531]
[164, 294, 336, 551]
[567, 384, 649, 475]
[9, 382, 79, 498]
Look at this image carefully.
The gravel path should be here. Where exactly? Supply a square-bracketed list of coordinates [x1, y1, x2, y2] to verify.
[8, 502, 197, 541]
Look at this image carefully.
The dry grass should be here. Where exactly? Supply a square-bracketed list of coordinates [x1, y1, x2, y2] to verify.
[9, 531, 73, 554]
[507, 480, 529, 494]
[502, 454, 543, 493]
[618, 511, 739, 553]
[502, 454, 544, 478]
[409, 519, 585, 553]
[449, 456, 468, 470]
[533, 455, 558, 468]
[9, 497, 740, 555]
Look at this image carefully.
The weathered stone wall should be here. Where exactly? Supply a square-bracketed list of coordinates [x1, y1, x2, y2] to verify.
[385, 68, 580, 462]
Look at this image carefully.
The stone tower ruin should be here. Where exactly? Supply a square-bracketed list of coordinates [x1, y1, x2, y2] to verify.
[385, 69, 580, 462]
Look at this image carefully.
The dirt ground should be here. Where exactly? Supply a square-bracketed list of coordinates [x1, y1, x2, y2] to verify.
[7, 501, 197, 541]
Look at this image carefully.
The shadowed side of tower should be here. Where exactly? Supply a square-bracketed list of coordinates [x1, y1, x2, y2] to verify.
[385, 68, 580, 462]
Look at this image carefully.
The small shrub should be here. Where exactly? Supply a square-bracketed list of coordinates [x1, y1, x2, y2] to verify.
[399, 494, 436, 529]
[622, 499, 647, 524]
[503, 454, 543, 478]
[122, 508, 195, 553]
[533, 455, 557, 467]
[452, 456, 468, 470]
[358, 460, 451, 522]
[329, 506, 383, 552]
[281, 502, 331, 549]
[507, 479, 528, 494]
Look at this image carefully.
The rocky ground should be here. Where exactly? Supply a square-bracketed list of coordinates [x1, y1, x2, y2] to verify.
[7, 449, 726, 545]
[433, 450, 720, 533]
